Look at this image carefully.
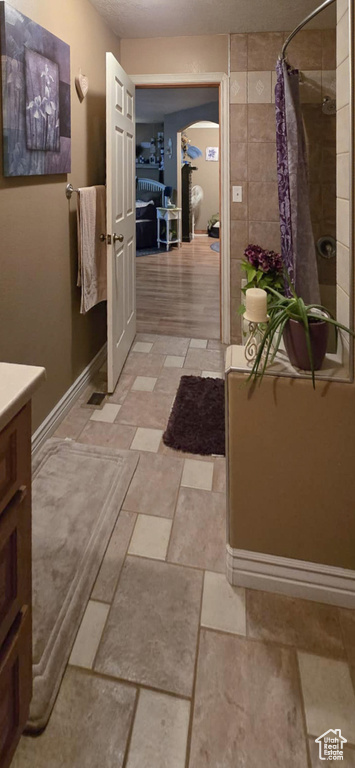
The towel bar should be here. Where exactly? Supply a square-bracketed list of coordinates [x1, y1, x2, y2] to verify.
[65, 183, 79, 200]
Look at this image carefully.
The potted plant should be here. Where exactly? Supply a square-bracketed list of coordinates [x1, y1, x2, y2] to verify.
[239, 244, 284, 315]
[249, 284, 354, 388]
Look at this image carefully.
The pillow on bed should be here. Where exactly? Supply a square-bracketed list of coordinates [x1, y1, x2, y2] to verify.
[136, 201, 156, 221]
[136, 189, 162, 207]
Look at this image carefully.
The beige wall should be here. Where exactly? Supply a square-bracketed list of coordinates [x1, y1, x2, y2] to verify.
[0, 0, 120, 431]
[121, 35, 228, 76]
[184, 126, 219, 231]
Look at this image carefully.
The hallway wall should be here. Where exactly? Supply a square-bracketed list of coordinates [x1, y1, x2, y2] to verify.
[0, 0, 121, 431]
[184, 125, 220, 231]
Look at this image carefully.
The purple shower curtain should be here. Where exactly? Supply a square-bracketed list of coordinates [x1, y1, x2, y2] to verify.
[275, 59, 320, 304]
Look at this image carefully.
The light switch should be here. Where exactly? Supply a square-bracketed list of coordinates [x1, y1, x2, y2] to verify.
[232, 185, 243, 203]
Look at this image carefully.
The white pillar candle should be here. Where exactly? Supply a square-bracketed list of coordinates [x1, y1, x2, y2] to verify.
[244, 288, 268, 323]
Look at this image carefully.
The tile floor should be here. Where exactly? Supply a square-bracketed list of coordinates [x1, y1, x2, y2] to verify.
[12, 333, 355, 767]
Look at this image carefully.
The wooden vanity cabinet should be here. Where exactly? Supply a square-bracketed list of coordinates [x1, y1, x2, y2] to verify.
[0, 403, 32, 768]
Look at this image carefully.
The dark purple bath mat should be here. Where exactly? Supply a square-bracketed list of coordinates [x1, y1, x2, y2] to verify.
[163, 376, 225, 456]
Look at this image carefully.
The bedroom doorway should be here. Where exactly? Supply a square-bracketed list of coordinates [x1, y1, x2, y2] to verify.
[132, 75, 230, 344]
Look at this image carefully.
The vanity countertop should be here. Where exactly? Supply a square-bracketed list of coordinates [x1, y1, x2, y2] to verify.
[0, 363, 46, 432]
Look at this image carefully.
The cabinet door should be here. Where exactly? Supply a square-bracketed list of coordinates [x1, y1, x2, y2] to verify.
[0, 488, 31, 650]
[0, 405, 31, 517]
[0, 607, 32, 768]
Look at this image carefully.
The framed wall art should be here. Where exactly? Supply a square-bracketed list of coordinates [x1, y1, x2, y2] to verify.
[205, 146, 219, 162]
[0, 2, 71, 176]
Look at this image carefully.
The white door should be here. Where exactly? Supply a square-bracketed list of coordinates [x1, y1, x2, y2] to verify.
[106, 53, 136, 393]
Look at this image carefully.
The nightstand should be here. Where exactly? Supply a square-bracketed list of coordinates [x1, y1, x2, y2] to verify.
[156, 207, 182, 252]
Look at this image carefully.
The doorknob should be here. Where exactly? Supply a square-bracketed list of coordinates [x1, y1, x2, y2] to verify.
[113, 233, 124, 243]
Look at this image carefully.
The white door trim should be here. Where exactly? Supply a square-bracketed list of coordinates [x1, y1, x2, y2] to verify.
[131, 72, 230, 344]
[226, 545, 355, 609]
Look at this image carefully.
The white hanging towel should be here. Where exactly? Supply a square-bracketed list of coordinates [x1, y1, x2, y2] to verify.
[77, 185, 107, 314]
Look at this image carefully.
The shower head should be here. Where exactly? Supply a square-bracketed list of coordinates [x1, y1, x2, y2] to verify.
[322, 97, 336, 115]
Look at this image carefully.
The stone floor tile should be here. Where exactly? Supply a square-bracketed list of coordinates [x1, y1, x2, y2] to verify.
[164, 355, 185, 368]
[69, 600, 109, 669]
[181, 459, 214, 491]
[184, 348, 224, 372]
[201, 572, 246, 635]
[190, 339, 208, 349]
[130, 428, 163, 453]
[128, 515, 172, 560]
[53, 405, 91, 440]
[201, 370, 224, 379]
[90, 403, 121, 423]
[132, 376, 157, 392]
[117, 391, 173, 429]
[247, 590, 345, 659]
[78, 421, 137, 450]
[189, 629, 308, 768]
[11, 668, 136, 768]
[213, 458, 226, 493]
[168, 488, 226, 573]
[298, 652, 355, 741]
[154, 367, 201, 395]
[123, 352, 166, 377]
[132, 341, 153, 353]
[123, 453, 183, 518]
[151, 336, 190, 356]
[94, 557, 202, 697]
[91, 510, 137, 602]
[126, 689, 190, 768]
[107, 373, 136, 404]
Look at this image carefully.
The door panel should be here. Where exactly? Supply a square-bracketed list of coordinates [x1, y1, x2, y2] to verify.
[107, 53, 136, 393]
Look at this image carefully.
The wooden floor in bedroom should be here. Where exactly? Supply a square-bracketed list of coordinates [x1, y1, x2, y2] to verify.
[136, 235, 221, 340]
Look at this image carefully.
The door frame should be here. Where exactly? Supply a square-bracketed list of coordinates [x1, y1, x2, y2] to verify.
[131, 72, 230, 345]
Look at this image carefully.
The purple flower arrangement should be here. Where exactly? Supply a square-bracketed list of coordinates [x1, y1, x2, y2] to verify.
[244, 244, 283, 275]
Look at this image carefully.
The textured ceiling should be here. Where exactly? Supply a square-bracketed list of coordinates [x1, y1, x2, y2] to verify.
[89, 0, 336, 40]
[136, 87, 218, 123]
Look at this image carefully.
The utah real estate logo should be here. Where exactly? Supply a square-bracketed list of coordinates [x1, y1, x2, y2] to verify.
[315, 729, 347, 761]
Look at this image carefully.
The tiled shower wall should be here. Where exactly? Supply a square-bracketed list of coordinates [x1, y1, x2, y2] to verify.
[336, 0, 351, 345]
[229, 29, 337, 343]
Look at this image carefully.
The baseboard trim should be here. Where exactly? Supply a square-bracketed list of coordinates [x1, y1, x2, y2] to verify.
[31, 343, 107, 455]
[226, 545, 355, 608]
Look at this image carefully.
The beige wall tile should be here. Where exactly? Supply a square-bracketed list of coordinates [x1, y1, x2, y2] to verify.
[248, 182, 279, 222]
[231, 297, 243, 344]
[337, 284, 351, 334]
[201, 571, 246, 635]
[337, 198, 350, 247]
[230, 220, 249, 259]
[336, 10, 349, 66]
[248, 143, 277, 182]
[321, 70, 336, 101]
[230, 34, 248, 71]
[69, 600, 110, 669]
[230, 72, 247, 104]
[322, 28, 336, 70]
[337, 104, 350, 154]
[286, 29, 322, 70]
[230, 182, 248, 220]
[336, 242, 351, 295]
[298, 653, 355, 741]
[230, 142, 247, 181]
[337, 0, 349, 23]
[337, 56, 350, 110]
[126, 689, 190, 768]
[230, 104, 247, 143]
[247, 32, 284, 71]
[248, 104, 276, 142]
[231, 258, 242, 299]
[337, 152, 350, 200]
[248, 222, 281, 253]
[247, 71, 272, 104]
[299, 71, 322, 104]
[271, 70, 277, 103]
[128, 514, 172, 560]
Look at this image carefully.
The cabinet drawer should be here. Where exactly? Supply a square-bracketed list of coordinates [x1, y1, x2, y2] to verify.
[0, 607, 32, 768]
[0, 489, 30, 650]
[0, 405, 31, 517]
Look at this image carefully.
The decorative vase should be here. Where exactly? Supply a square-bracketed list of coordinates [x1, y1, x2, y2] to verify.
[283, 317, 329, 371]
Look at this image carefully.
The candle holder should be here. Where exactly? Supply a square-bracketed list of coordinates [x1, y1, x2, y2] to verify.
[243, 317, 269, 366]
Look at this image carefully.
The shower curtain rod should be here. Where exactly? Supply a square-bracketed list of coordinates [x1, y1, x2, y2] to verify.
[280, 0, 336, 59]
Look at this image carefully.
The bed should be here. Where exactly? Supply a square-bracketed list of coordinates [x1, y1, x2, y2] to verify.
[136, 179, 165, 251]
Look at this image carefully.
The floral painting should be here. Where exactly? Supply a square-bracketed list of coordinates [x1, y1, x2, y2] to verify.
[0, 2, 71, 176]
